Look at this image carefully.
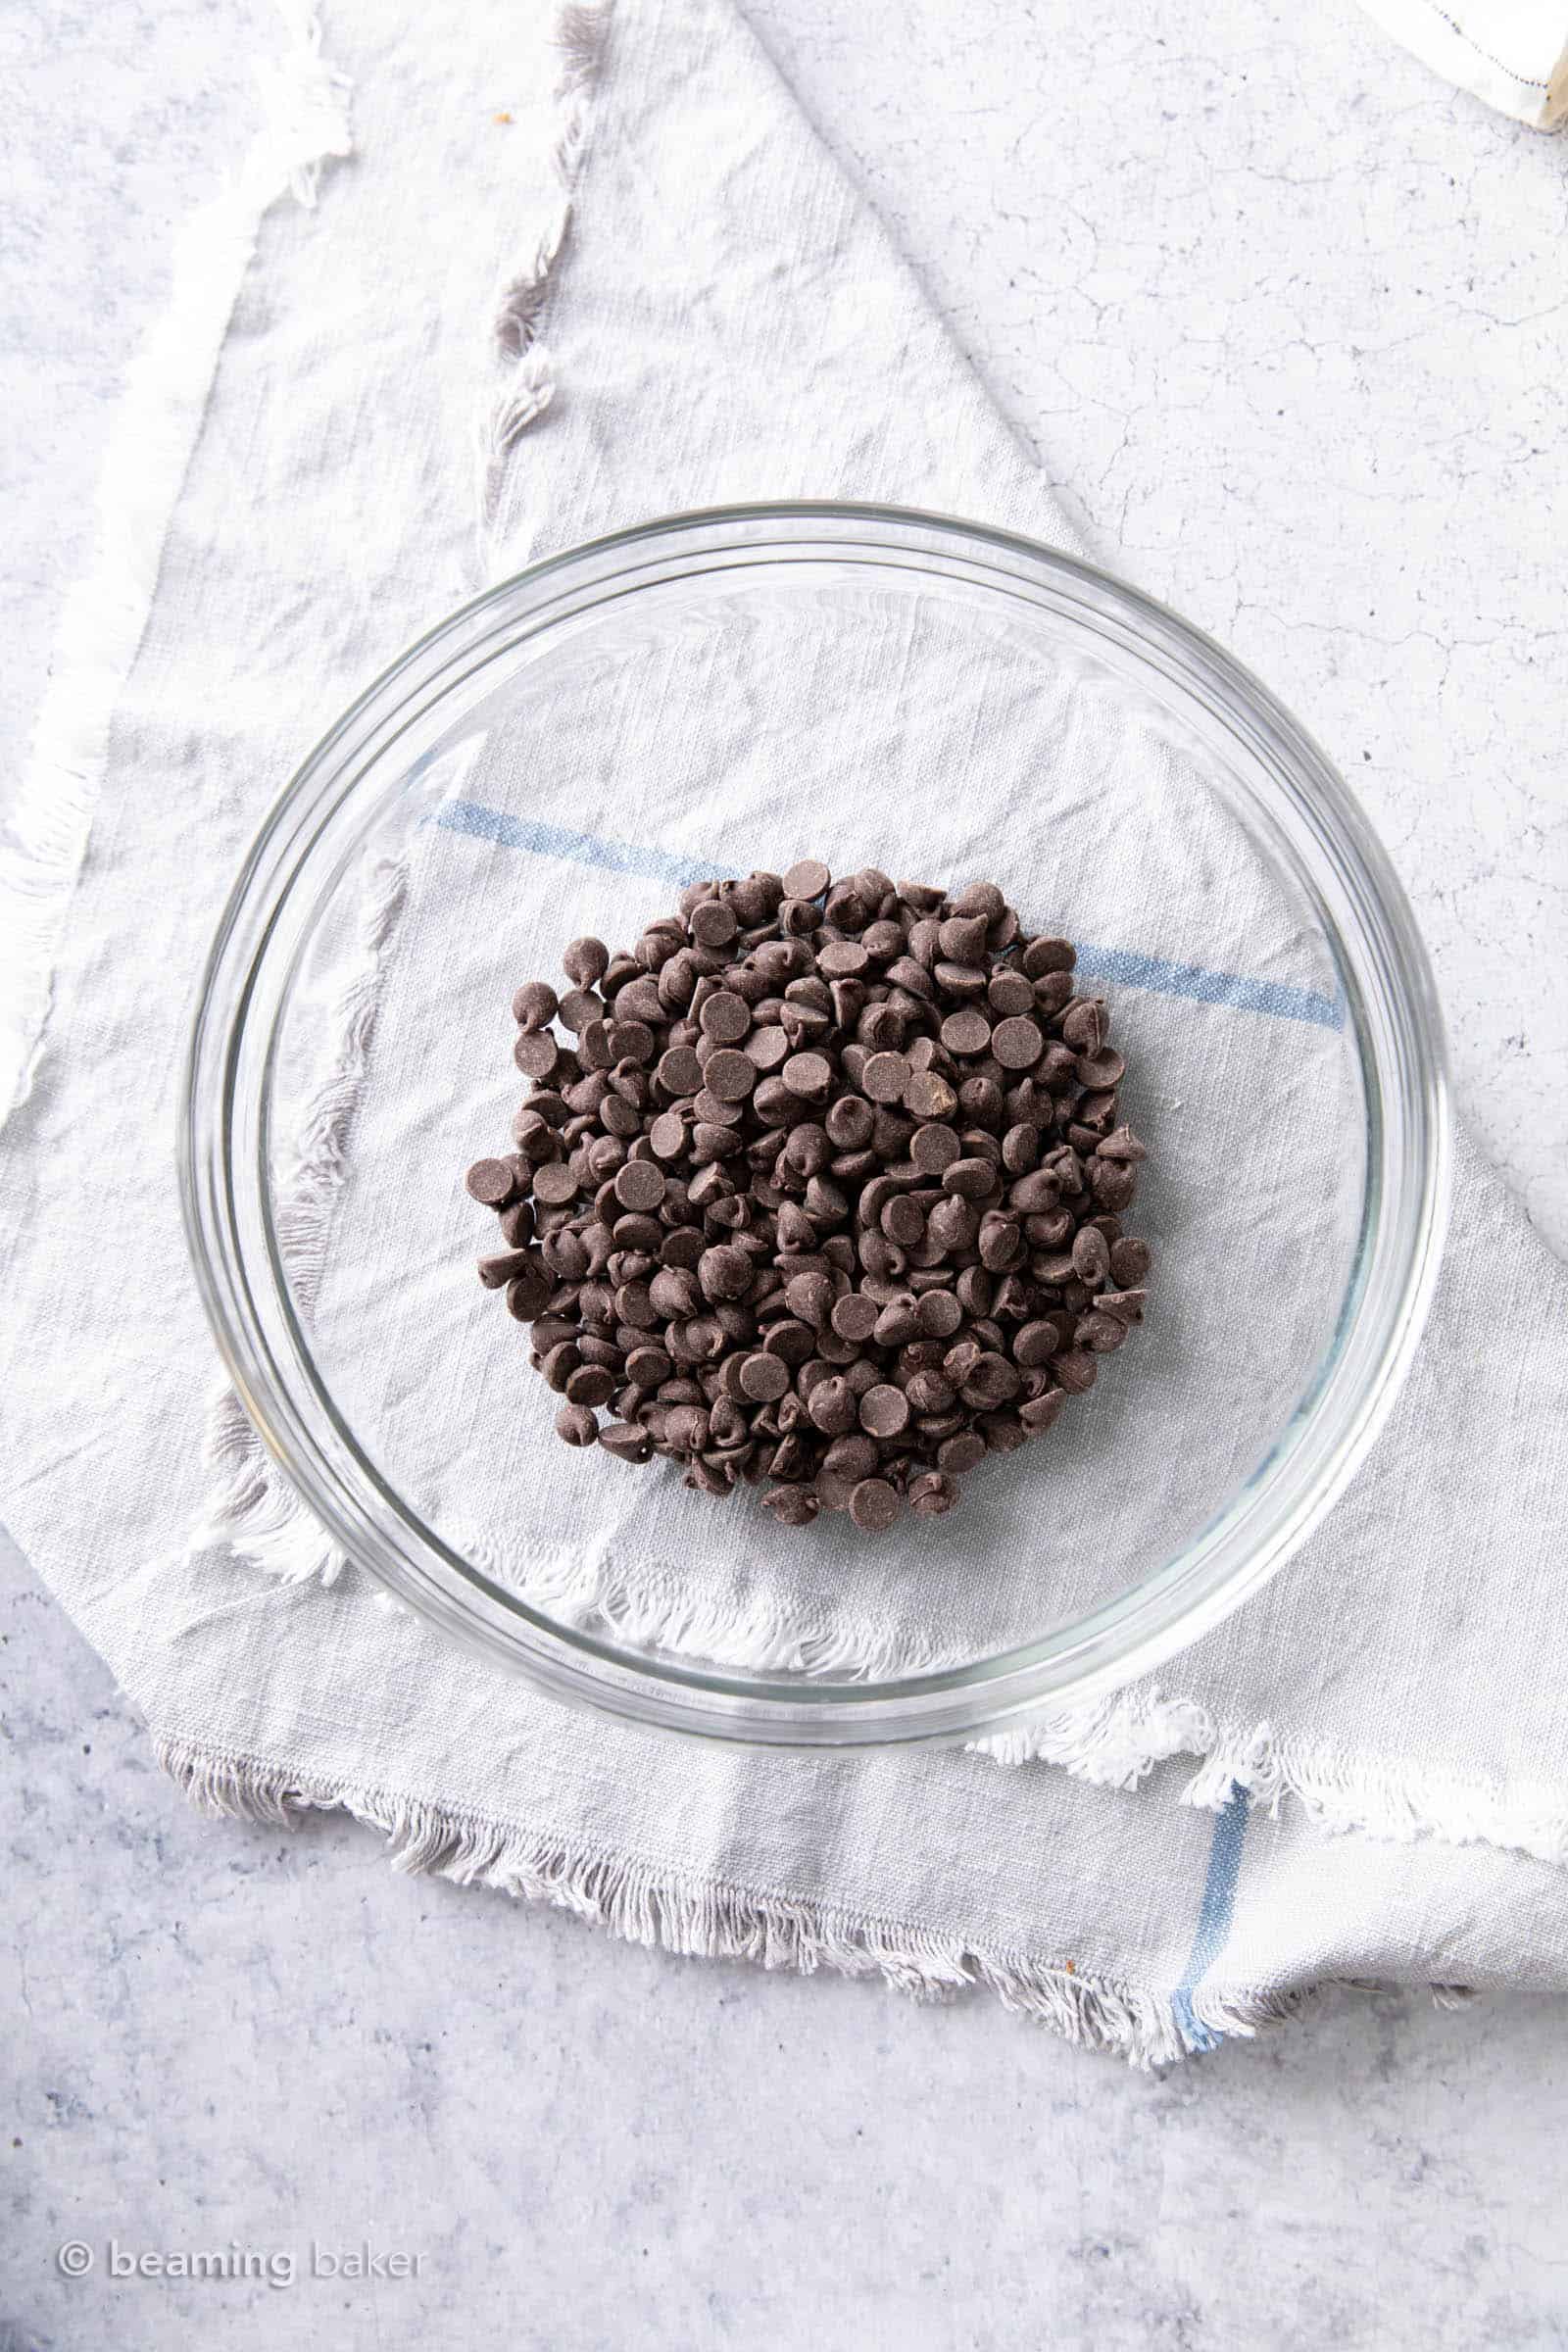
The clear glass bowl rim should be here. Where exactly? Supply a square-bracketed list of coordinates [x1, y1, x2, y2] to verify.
[180, 501, 1451, 1747]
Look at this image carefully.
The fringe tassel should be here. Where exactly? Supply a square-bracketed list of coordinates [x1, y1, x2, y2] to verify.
[974, 1689, 1215, 1788]
[268, 854, 407, 1319]
[154, 1732, 1311, 2067]
[196, 1389, 346, 1586]
[204, 1448, 1568, 1878]
[980, 1698, 1568, 1871]
[256, 0, 354, 210]
[477, 0, 614, 553]
[1199, 1741, 1568, 1871]
[0, 1, 351, 1124]
[193, 854, 408, 1586]
[451, 1523, 957, 1683]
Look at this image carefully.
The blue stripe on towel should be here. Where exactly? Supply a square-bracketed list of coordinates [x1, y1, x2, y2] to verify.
[435, 801, 1347, 1030]
[1171, 1786, 1250, 2054]
[435, 801, 739, 891]
[1074, 944, 1343, 1031]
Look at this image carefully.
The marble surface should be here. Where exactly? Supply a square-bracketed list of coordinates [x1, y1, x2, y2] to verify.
[4, 2, 1568, 2346]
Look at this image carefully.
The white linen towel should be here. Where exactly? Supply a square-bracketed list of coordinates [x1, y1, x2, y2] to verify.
[3, 0, 1567, 2064]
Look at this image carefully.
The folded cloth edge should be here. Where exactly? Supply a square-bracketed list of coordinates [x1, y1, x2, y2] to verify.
[1354, 0, 1568, 123]
[150, 1727, 1312, 2066]
[0, 0, 354, 1124]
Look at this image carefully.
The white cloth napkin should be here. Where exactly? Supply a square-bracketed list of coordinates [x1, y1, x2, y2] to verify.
[3, 0, 1567, 2065]
[1356, 0, 1568, 122]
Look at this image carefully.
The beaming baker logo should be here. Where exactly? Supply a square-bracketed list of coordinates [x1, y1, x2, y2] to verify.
[57, 2238, 427, 2288]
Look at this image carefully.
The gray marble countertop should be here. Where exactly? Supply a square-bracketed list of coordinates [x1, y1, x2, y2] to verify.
[5, 3, 1566, 2346]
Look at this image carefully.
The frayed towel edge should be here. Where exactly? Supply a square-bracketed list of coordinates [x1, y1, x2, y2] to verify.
[978, 1695, 1568, 1869]
[153, 1728, 1321, 2067]
[192, 1464, 1568, 1881]
[477, 0, 614, 560]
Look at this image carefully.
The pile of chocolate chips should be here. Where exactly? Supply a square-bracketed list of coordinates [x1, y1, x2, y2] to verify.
[466, 860, 1150, 1534]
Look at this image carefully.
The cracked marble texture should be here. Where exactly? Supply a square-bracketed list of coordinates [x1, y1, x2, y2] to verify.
[5, 2, 1568, 2347]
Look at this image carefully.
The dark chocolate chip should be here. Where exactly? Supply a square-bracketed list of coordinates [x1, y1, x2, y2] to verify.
[782, 858, 831, 902]
[700, 991, 752, 1044]
[478, 1249, 541, 1289]
[1021, 936, 1076, 977]
[564, 937, 610, 988]
[916, 1290, 962, 1339]
[739, 1351, 790, 1401]
[902, 1072, 956, 1128]
[830, 1292, 880, 1344]
[466, 1157, 518, 1206]
[782, 1051, 833, 1101]
[599, 1420, 654, 1462]
[907, 1471, 959, 1516]
[698, 1245, 753, 1301]
[705, 1049, 758, 1102]
[690, 900, 739, 948]
[987, 970, 1035, 1018]
[762, 1483, 820, 1525]
[849, 1477, 902, 1532]
[512, 981, 559, 1030]
[860, 1051, 911, 1103]
[859, 1383, 910, 1439]
[991, 1015, 1045, 1070]
[942, 1158, 997, 1201]
[808, 1376, 858, 1436]
[532, 1162, 580, 1207]
[514, 1032, 560, 1081]
[613, 1159, 666, 1212]
[505, 1265, 551, 1321]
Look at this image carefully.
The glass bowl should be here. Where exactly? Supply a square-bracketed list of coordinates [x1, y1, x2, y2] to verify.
[181, 504, 1449, 1746]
